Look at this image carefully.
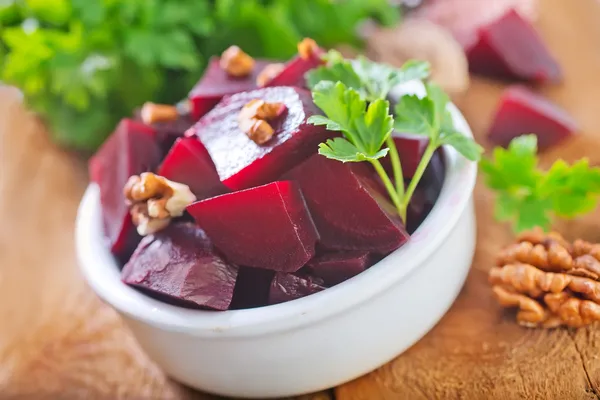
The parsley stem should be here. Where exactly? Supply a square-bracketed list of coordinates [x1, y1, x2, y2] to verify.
[402, 141, 437, 209]
[385, 136, 405, 199]
[370, 159, 404, 219]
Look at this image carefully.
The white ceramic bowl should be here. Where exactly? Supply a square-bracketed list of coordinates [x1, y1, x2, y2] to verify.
[76, 83, 477, 399]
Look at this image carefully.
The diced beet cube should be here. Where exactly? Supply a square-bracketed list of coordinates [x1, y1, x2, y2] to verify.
[407, 0, 538, 48]
[268, 273, 326, 305]
[89, 119, 162, 262]
[406, 150, 446, 233]
[284, 155, 409, 253]
[488, 85, 578, 150]
[229, 267, 275, 310]
[188, 57, 275, 120]
[308, 251, 371, 286]
[382, 132, 430, 179]
[466, 10, 561, 83]
[263, 49, 324, 88]
[189, 86, 333, 190]
[122, 223, 238, 311]
[158, 137, 228, 200]
[187, 181, 319, 272]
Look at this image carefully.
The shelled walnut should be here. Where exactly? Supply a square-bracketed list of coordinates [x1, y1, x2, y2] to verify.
[123, 172, 196, 236]
[238, 99, 286, 144]
[220, 45, 255, 77]
[297, 38, 319, 60]
[490, 229, 600, 328]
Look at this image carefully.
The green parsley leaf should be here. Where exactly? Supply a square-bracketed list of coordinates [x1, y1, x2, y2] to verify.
[480, 134, 540, 190]
[439, 131, 483, 162]
[482, 134, 600, 232]
[318, 138, 389, 163]
[394, 82, 482, 161]
[309, 80, 394, 157]
[393, 94, 435, 135]
[306, 51, 431, 101]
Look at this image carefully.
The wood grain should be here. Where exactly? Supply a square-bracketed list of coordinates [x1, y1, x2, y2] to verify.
[337, 0, 600, 399]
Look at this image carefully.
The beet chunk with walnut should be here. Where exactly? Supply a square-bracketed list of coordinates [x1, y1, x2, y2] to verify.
[189, 86, 332, 191]
[89, 119, 162, 263]
[187, 181, 319, 272]
[189, 57, 275, 120]
[122, 223, 238, 311]
[158, 137, 228, 201]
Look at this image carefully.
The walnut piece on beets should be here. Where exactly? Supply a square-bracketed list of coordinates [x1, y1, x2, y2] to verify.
[124, 172, 196, 236]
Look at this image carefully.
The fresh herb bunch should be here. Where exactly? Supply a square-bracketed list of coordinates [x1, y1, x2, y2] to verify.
[0, 0, 400, 151]
[481, 134, 600, 233]
[306, 52, 483, 222]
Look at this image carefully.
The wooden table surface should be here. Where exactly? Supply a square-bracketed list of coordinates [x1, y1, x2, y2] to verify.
[2, 0, 600, 398]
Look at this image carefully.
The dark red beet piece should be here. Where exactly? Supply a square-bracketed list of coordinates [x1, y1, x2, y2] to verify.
[382, 132, 430, 179]
[132, 108, 194, 156]
[284, 155, 409, 253]
[405, 150, 445, 234]
[187, 181, 319, 272]
[263, 49, 324, 88]
[488, 85, 578, 150]
[189, 86, 333, 190]
[308, 251, 371, 286]
[158, 137, 228, 200]
[188, 57, 275, 120]
[268, 273, 326, 305]
[229, 267, 275, 310]
[89, 119, 162, 263]
[122, 223, 238, 311]
[466, 10, 561, 83]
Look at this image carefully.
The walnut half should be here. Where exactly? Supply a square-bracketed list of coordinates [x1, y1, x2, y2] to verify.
[220, 45, 255, 77]
[238, 99, 286, 145]
[124, 172, 196, 236]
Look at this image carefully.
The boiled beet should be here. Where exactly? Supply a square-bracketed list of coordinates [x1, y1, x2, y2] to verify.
[89, 119, 162, 263]
[122, 223, 238, 311]
[189, 86, 333, 190]
[308, 251, 371, 286]
[187, 181, 319, 272]
[158, 137, 228, 200]
[284, 155, 409, 253]
[188, 57, 275, 120]
[132, 108, 194, 156]
[268, 273, 326, 305]
[488, 85, 578, 150]
[229, 267, 275, 310]
[151, 115, 195, 156]
[263, 49, 324, 88]
[382, 132, 430, 179]
[406, 150, 445, 234]
[466, 10, 561, 83]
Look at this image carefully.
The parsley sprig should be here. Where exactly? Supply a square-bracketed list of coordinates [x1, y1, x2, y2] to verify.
[307, 50, 431, 102]
[307, 56, 482, 223]
[481, 135, 600, 232]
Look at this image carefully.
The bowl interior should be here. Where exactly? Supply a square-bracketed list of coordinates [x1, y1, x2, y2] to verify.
[76, 81, 477, 337]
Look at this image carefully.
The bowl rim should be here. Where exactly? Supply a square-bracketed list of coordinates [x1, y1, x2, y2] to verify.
[76, 81, 477, 338]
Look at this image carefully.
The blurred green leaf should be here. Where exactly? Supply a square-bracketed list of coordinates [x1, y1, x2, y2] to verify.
[0, 0, 402, 151]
